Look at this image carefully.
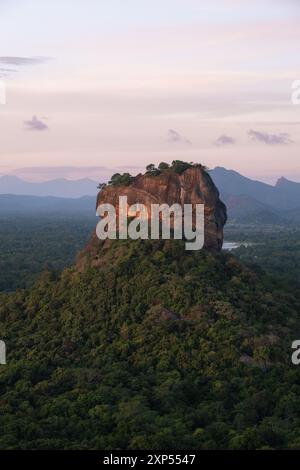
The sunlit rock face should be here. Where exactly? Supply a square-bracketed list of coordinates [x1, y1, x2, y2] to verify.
[77, 166, 227, 271]
[95, 166, 227, 251]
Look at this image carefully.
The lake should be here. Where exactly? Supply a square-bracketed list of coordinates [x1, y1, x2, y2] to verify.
[223, 242, 252, 251]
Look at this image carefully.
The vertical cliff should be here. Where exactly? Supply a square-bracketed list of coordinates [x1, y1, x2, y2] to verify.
[78, 165, 227, 269]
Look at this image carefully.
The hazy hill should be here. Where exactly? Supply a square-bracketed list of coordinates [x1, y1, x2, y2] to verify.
[0, 175, 98, 198]
[210, 167, 300, 210]
[221, 194, 284, 225]
[275, 177, 300, 196]
[0, 194, 95, 214]
[210, 167, 300, 223]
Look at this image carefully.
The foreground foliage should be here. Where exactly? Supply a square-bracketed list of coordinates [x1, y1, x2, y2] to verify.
[0, 238, 300, 449]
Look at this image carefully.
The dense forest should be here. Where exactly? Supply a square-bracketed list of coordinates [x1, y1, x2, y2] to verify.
[1, 212, 299, 293]
[227, 227, 300, 287]
[1, 233, 300, 449]
[0, 214, 95, 291]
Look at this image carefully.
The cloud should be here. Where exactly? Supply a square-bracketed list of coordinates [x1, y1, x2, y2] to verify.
[24, 116, 49, 131]
[0, 67, 18, 78]
[167, 129, 191, 144]
[248, 129, 293, 145]
[214, 134, 236, 146]
[0, 56, 50, 66]
[0, 57, 51, 78]
[0, 68, 16, 73]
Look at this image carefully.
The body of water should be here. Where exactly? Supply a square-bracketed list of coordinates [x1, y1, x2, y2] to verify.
[223, 242, 252, 251]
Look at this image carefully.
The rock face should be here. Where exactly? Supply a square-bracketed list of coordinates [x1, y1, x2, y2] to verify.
[77, 166, 227, 271]
[96, 166, 227, 251]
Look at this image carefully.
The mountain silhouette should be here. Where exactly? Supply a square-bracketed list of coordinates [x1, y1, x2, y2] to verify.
[0, 175, 98, 198]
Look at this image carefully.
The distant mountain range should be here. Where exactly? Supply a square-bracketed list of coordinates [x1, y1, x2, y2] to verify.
[0, 175, 98, 198]
[0, 194, 95, 214]
[210, 167, 300, 210]
[0, 168, 300, 224]
[209, 167, 300, 224]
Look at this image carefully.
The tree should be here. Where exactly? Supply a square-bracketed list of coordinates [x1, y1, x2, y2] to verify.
[145, 164, 160, 176]
[109, 173, 121, 185]
[108, 173, 133, 186]
[146, 164, 155, 172]
[171, 160, 193, 174]
[158, 162, 170, 171]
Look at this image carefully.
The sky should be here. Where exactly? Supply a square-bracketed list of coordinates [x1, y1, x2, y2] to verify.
[0, 0, 300, 183]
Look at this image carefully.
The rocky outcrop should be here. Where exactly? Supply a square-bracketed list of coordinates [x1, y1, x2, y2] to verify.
[97, 166, 227, 250]
[96, 166, 226, 251]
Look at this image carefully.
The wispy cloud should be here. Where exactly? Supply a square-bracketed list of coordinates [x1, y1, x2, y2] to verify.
[214, 134, 236, 146]
[0, 68, 16, 73]
[167, 129, 191, 144]
[24, 116, 49, 131]
[0, 68, 16, 78]
[0, 56, 51, 66]
[0, 57, 51, 78]
[248, 129, 293, 145]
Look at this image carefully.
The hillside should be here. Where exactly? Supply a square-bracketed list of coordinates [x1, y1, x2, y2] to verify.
[0, 237, 300, 450]
[0, 195, 95, 214]
[210, 167, 285, 208]
[276, 177, 300, 196]
[221, 194, 283, 225]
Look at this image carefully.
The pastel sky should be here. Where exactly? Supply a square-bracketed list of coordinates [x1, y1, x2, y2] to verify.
[0, 0, 300, 183]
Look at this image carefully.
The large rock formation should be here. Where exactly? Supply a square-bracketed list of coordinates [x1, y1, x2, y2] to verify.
[96, 165, 226, 251]
[97, 166, 227, 250]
